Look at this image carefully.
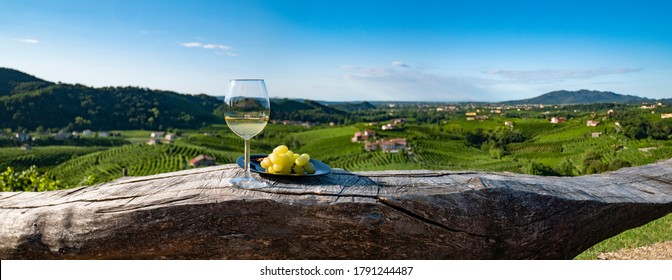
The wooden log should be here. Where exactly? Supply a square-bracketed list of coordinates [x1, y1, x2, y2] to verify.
[1, 159, 671, 259]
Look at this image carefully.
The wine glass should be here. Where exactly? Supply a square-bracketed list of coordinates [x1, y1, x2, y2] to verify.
[224, 79, 271, 189]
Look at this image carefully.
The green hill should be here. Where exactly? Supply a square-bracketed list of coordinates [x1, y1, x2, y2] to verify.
[0, 67, 52, 97]
[270, 98, 350, 123]
[503, 89, 652, 105]
[0, 68, 221, 130]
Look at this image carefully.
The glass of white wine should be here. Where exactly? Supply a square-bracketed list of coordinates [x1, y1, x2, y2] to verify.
[224, 79, 271, 189]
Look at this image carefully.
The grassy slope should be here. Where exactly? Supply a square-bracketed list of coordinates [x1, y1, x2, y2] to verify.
[575, 214, 672, 259]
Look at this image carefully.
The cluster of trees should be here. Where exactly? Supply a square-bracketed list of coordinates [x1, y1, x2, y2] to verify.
[616, 112, 672, 140]
[465, 127, 526, 148]
[523, 150, 632, 177]
[1, 84, 221, 131]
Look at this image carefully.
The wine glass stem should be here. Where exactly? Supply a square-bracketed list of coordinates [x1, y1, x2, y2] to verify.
[244, 138, 252, 179]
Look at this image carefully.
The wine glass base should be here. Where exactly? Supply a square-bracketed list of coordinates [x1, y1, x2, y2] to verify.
[230, 177, 271, 189]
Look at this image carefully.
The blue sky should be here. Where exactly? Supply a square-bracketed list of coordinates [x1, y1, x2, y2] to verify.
[1, 0, 671, 101]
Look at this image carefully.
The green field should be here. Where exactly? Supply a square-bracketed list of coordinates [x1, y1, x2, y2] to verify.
[1, 106, 671, 259]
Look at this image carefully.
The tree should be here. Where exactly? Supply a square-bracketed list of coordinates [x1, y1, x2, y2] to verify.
[555, 158, 577, 176]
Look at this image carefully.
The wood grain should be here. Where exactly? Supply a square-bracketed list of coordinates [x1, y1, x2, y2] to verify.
[1, 159, 671, 259]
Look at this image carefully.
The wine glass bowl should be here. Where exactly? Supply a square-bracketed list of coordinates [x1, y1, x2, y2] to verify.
[224, 79, 271, 188]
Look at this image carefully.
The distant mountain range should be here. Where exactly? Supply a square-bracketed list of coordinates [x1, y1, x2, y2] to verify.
[501, 89, 659, 105]
[2, 67, 669, 130]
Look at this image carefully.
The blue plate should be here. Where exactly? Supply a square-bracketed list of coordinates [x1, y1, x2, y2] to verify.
[236, 154, 332, 177]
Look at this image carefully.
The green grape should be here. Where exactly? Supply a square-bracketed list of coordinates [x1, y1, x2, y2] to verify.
[264, 145, 314, 175]
[304, 162, 315, 174]
[280, 165, 292, 174]
[260, 158, 271, 169]
[273, 163, 285, 172]
[273, 145, 289, 154]
[295, 155, 309, 167]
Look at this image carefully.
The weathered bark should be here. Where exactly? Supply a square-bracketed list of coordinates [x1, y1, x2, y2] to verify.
[1, 159, 671, 259]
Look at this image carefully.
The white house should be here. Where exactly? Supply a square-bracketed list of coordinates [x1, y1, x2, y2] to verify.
[150, 131, 164, 138]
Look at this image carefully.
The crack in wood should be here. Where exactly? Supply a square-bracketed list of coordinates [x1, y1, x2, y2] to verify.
[0, 195, 143, 209]
[94, 194, 200, 214]
[375, 197, 489, 238]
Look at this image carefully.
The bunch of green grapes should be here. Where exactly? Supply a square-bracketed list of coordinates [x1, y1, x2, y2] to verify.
[260, 145, 316, 175]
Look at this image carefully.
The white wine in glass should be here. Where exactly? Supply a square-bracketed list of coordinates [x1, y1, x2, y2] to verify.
[224, 79, 270, 189]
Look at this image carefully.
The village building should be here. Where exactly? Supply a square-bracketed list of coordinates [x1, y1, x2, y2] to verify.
[352, 130, 377, 142]
[163, 133, 176, 144]
[381, 123, 398, 130]
[380, 138, 407, 153]
[150, 131, 164, 139]
[364, 130, 376, 138]
[550, 117, 566, 124]
[364, 138, 408, 153]
[504, 121, 514, 128]
[661, 113, 672, 119]
[189, 155, 216, 167]
[591, 132, 603, 138]
[53, 130, 70, 140]
[352, 131, 364, 142]
[586, 120, 600, 127]
[391, 118, 406, 125]
[98, 131, 110, 137]
[82, 129, 93, 136]
[15, 132, 31, 142]
[147, 138, 161, 145]
[20, 144, 32, 151]
[364, 142, 378, 152]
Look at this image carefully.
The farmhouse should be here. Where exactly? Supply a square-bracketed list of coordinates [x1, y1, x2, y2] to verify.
[380, 138, 407, 153]
[591, 132, 603, 138]
[550, 117, 566, 124]
[381, 123, 398, 130]
[15, 132, 30, 142]
[364, 138, 408, 153]
[662, 113, 672, 119]
[147, 138, 161, 145]
[586, 120, 600, 127]
[352, 130, 376, 142]
[150, 132, 164, 138]
[189, 155, 216, 167]
[163, 133, 176, 144]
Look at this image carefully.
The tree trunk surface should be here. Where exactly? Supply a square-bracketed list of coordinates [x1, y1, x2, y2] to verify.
[1, 159, 671, 259]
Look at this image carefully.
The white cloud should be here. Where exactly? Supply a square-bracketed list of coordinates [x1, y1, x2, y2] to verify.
[17, 38, 39, 44]
[215, 51, 239, 57]
[391, 61, 409, 68]
[341, 63, 496, 101]
[203, 44, 232, 50]
[180, 41, 233, 50]
[180, 42, 203, 48]
[486, 68, 641, 83]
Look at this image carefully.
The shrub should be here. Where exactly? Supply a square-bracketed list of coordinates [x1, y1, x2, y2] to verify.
[0, 166, 62, 192]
